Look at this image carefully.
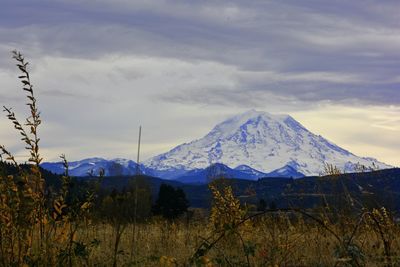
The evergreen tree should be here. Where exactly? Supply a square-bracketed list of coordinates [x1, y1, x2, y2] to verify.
[152, 184, 189, 220]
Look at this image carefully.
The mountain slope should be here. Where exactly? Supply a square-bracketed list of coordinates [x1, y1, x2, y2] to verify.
[144, 110, 390, 176]
[266, 164, 305, 178]
[175, 163, 267, 184]
[41, 159, 269, 182]
[41, 158, 139, 177]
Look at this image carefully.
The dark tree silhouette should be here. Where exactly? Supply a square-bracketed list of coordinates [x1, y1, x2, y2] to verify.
[152, 184, 189, 220]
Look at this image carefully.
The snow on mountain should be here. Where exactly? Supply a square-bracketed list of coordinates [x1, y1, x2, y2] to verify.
[144, 110, 391, 176]
[266, 164, 305, 178]
[41, 157, 140, 177]
[175, 163, 264, 184]
[41, 110, 391, 180]
[41, 158, 267, 182]
[234, 165, 268, 178]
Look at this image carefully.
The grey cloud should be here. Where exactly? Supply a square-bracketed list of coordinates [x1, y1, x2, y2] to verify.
[159, 68, 400, 108]
[40, 89, 86, 99]
[1, 0, 399, 107]
[159, 85, 303, 110]
[0, 93, 21, 104]
[1, 1, 399, 66]
[38, 89, 117, 105]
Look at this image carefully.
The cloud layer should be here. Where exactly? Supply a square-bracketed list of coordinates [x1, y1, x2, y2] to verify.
[0, 0, 399, 165]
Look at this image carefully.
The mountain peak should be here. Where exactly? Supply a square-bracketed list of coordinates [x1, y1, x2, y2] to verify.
[144, 110, 390, 175]
[224, 109, 290, 124]
[207, 110, 293, 139]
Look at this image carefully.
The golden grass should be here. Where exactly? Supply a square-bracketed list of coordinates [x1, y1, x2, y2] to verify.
[23, 213, 396, 267]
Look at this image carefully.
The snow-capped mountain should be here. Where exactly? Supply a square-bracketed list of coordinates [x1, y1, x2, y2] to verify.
[40, 158, 268, 181]
[41, 110, 391, 180]
[144, 110, 391, 176]
[41, 157, 140, 177]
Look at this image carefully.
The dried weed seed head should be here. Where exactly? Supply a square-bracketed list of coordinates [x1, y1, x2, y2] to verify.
[209, 179, 245, 231]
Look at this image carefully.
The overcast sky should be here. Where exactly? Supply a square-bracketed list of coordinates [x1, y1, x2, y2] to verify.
[1, 0, 399, 166]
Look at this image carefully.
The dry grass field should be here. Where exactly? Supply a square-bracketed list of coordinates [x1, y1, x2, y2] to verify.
[61, 214, 400, 266]
[4, 210, 398, 266]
